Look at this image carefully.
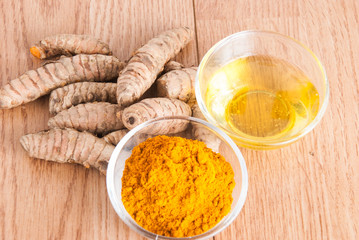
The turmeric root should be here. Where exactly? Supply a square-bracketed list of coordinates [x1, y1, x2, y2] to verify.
[192, 103, 221, 152]
[117, 27, 193, 107]
[163, 61, 184, 73]
[0, 54, 124, 109]
[30, 34, 112, 59]
[20, 128, 114, 174]
[103, 129, 191, 147]
[121, 98, 191, 134]
[156, 67, 197, 103]
[48, 102, 124, 135]
[103, 129, 129, 145]
[49, 82, 117, 114]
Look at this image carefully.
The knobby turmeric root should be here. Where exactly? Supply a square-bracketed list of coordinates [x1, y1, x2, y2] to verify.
[0, 54, 124, 109]
[20, 128, 114, 174]
[103, 129, 129, 145]
[192, 103, 221, 152]
[121, 98, 192, 134]
[48, 102, 124, 135]
[163, 61, 184, 73]
[30, 34, 112, 59]
[49, 82, 117, 114]
[156, 67, 197, 103]
[116, 27, 193, 107]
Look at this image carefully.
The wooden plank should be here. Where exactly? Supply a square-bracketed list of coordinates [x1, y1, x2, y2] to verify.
[194, 0, 359, 239]
[0, 0, 197, 239]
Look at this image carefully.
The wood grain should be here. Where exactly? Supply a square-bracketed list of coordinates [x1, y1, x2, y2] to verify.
[194, 0, 359, 239]
[0, 1, 197, 240]
[0, 0, 358, 239]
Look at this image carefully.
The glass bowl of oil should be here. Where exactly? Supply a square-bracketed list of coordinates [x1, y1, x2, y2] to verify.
[195, 30, 329, 149]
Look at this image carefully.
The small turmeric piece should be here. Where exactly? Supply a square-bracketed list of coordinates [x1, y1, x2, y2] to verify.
[121, 135, 235, 237]
[163, 61, 184, 73]
[103, 129, 129, 145]
[49, 82, 117, 114]
[121, 98, 191, 134]
[192, 103, 221, 152]
[0, 54, 124, 109]
[117, 27, 193, 107]
[30, 34, 112, 59]
[48, 102, 124, 135]
[156, 67, 197, 103]
[20, 128, 114, 174]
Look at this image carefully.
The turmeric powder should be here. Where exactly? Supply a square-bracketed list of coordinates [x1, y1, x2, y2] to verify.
[121, 135, 235, 237]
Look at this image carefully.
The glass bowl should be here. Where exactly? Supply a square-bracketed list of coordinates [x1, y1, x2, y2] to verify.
[106, 116, 248, 240]
[195, 30, 329, 149]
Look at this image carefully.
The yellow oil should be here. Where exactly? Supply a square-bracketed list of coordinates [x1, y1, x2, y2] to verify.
[206, 55, 319, 142]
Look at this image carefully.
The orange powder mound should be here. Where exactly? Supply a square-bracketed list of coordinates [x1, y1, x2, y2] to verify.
[121, 135, 235, 237]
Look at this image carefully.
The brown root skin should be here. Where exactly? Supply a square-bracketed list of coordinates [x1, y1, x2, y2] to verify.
[20, 128, 114, 174]
[0, 54, 124, 109]
[49, 82, 117, 114]
[163, 61, 184, 73]
[121, 98, 192, 134]
[48, 102, 124, 135]
[116, 27, 194, 107]
[156, 67, 197, 103]
[192, 103, 221, 152]
[30, 34, 112, 59]
[103, 129, 129, 145]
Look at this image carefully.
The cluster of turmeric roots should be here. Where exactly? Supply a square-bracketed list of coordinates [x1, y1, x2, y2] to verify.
[1, 27, 218, 175]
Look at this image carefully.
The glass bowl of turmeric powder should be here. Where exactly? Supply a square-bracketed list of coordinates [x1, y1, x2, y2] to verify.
[107, 116, 248, 240]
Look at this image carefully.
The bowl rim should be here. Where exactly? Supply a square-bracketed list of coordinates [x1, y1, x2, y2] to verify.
[195, 29, 330, 148]
[106, 115, 248, 240]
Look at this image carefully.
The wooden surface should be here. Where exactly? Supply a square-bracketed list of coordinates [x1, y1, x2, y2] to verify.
[0, 0, 358, 239]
